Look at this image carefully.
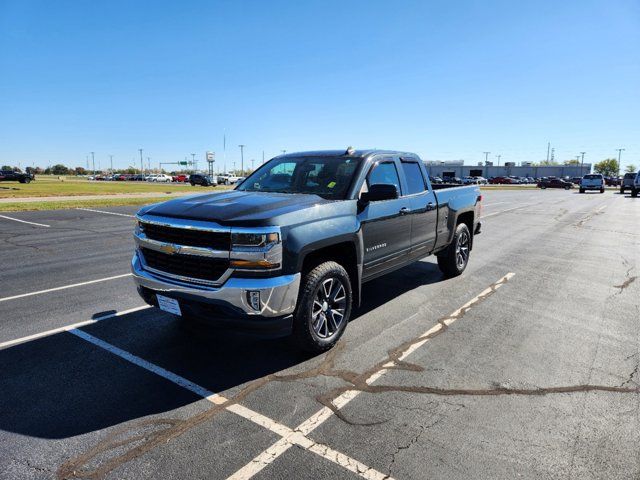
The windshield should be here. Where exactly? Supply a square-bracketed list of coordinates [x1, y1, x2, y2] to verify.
[236, 156, 362, 199]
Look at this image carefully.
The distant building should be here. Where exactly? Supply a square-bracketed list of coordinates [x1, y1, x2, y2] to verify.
[423, 161, 591, 178]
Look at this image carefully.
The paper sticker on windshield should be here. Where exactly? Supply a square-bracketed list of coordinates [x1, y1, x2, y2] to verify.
[327, 181, 336, 188]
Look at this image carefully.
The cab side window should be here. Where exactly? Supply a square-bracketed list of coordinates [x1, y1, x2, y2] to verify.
[400, 161, 427, 195]
[366, 162, 402, 195]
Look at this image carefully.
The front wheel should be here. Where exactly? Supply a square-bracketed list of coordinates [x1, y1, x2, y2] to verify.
[437, 223, 471, 278]
[292, 261, 352, 353]
[579, 188, 585, 193]
[600, 188, 604, 193]
[632, 189, 638, 198]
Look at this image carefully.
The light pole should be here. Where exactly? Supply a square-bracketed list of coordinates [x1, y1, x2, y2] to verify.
[616, 148, 625, 177]
[91, 151, 95, 174]
[238, 145, 245, 175]
[483, 151, 490, 164]
[109, 154, 113, 172]
[495, 154, 501, 166]
[147, 157, 151, 172]
[139, 149, 143, 174]
[191, 153, 196, 173]
[262, 151, 265, 164]
[580, 152, 586, 174]
[251, 158, 255, 172]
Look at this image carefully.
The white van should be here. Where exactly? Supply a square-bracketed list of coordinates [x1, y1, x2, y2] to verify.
[579, 174, 604, 194]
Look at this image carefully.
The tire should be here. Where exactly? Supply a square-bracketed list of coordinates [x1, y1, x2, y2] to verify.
[600, 188, 604, 194]
[632, 189, 638, 198]
[437, 223, 471, 278]
[291, 261, 352, 353]
[564, 185, 570, 190]
[579, 188, 584, 193]
[190, 181, 196, 186]
[620, 187, 625, 194]
[541, 185, 546, 189]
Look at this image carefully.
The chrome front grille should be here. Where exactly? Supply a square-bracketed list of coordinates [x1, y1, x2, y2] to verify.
[135, 215, 232, 286]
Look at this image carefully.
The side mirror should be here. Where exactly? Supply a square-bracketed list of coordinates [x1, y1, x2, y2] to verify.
[360, 183, 398, 203]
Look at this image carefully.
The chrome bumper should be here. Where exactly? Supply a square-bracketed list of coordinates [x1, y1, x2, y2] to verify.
[131, 252, 300, 317]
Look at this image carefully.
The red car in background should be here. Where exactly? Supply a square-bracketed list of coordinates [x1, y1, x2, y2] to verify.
[489, 176, 516, 184]
[172, 174, 188, 182]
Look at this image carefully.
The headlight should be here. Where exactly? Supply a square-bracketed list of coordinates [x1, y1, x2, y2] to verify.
[231, 232, 280, 249]
[230, 229, 282, 270]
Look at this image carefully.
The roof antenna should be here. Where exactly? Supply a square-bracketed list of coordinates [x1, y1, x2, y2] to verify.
[345, 146, 355, 155]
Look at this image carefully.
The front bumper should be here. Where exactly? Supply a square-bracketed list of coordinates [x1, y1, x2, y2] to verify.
[131, 252, 300, 333]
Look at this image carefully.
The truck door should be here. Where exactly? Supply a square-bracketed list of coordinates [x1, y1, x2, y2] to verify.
[358, 159, 412, 280]
[399, 159, 438, 255]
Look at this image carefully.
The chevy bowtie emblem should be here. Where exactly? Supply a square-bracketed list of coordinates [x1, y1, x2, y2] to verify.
[159, 243, 180, 255]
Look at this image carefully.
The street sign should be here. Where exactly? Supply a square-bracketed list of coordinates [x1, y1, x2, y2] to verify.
[206, 151, 215, 162]
[179, 161, 188, 166]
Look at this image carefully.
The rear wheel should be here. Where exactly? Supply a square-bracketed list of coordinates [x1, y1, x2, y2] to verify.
[564, 185, 570, 190]
[620, 187, 625, 194]
[579, 188, 585, 193]
[600, 188, 604, 193]
[437, 223, 471, 278]
[292, 261, 352, 353]
[632, 189, 638, 198]
[190, 181, 196, 186]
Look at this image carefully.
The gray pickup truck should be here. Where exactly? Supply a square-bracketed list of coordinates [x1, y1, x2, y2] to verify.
[132, 149, 482, 351]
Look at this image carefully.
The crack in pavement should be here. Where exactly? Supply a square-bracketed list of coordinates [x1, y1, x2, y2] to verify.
[56, 273, 640, 479]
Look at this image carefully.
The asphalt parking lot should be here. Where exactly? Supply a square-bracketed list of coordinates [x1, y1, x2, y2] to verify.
[1, 189, 638, 479]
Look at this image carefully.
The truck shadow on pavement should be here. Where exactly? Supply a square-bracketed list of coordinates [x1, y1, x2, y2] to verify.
[0, 260, 445, 440]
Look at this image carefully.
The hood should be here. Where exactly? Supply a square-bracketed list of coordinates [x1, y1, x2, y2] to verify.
[140, 190, 334, 226]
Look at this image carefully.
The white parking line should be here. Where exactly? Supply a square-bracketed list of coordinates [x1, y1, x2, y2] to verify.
[230, 273, 516, 479]
[0, 214, 50, 227]
[481, 204, 535, 218]
[0, 273, 133, 303]
[76, 207, 136, 218]
[69, 328, 393, 480]
[0, 305, 150, 349]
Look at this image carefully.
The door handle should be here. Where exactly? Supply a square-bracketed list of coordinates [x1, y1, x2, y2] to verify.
[399, 207, 410, 215]
[426, 202, 436, 211]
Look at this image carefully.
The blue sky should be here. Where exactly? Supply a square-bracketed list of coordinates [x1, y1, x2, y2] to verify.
[1, 0, 638, 171]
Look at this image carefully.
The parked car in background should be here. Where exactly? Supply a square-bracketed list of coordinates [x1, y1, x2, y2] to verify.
[631, 172, 640, 197]
[217, 174, 242, 185]
[537, 178, 573, 190]
[605, 176, 621, 187]
[172, 174, 188, 182]
[148, 174, 172, 182]
[571, 177, 582, 185]
[189, 174, 218, 186]
[0, 169, 35, 183]
[462, 176, 487, 185]
[579, 174, 605, 193]
[442, 176, 462, 184]
[621, 172, 636, 194]
[429, 176, 443, 184]
[489, 176, 516, 184]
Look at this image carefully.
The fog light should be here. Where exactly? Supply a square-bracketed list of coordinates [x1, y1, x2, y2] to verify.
[247, 291, 261, 311]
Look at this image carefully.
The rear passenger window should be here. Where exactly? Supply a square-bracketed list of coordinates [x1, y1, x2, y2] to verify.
[401, 161, 426, 195]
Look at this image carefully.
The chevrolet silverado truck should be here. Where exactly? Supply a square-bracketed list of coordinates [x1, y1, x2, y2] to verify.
[132, 149, 482, 352]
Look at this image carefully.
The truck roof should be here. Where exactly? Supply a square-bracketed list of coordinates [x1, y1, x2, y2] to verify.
[277, 149, 420, 160]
